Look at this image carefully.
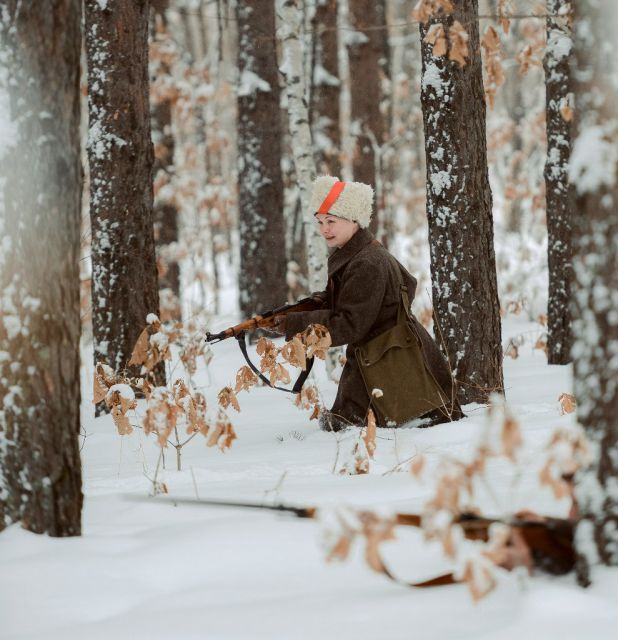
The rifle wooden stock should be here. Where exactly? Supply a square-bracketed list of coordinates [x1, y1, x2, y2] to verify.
[205, 296, 324, 343]
[142, 496, 576, 585]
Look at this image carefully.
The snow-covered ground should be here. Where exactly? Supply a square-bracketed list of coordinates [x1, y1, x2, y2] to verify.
[1, 317, 617, 640]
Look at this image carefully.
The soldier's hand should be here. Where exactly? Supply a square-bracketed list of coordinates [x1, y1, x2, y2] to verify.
[271, 315, 287, 335]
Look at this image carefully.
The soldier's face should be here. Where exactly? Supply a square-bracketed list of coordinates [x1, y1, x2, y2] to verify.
[315, 214, 359, 248]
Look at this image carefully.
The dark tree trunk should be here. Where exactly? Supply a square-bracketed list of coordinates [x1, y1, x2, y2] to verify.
[347, 0, 390, 237]
[310, 0, 341, 177]
[236, 0, 287, 318]
[85, 0, 164, 402]
[419, 1, 503, 405]
[544, 0, 573, 365]
[571, 0, 618, 586]
[0, 0, 83, 535]
[151, 2, 181, 321]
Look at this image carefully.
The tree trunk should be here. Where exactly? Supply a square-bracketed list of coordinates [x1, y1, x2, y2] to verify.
[0, 0, 83, 535]
[85, 0, 164, 402]
[419, 1, 503, 405]
[347, 0, 389, 237]
[277, 0, 327, 293]
[310, 0, 341, 177]
[570, 0, 618, 587]
[151, 2, 181, 321]
[236, 0, 287, 318]
[544, 0, 573, 365]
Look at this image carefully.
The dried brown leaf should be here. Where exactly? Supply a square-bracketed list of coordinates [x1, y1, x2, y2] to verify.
[280, 336, 307, 370]
[424, 23, 447, 58]
[129, 328, 150, 367]
[501, 415, 522, 461]
[111, 403, 133, 436]
[448, 21, 469, 67]
[560, 103, 574, 122]
[93, 364, 112, 404]
[441, 524, 457, 559]
[300, 324, 332, 360]
[234, 366, 258, 393]
[504, 341, 519, 359]
[534, 335, 548, 354]
[326, 527, 355, 562]
[411, 454, 426, 478]
[412, 0, 454, 23]
[359, 512, 397, 573]
[218, 386, 241, 412]
[143, 388, 180, 447]
[364, 410, 377, 459]
[207, 410, 237, 451]
[269, 363, 291, 386]
[498, 0, 510, 34]
[539, 460, 570, 499]
[461, 557, 497, 602]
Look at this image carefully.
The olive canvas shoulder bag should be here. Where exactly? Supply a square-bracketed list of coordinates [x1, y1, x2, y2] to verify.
[355, 265, 449, 426]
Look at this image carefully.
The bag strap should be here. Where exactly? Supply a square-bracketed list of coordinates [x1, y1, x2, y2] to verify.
[370, 240, 413, 323]
[235, 331, 314, 394]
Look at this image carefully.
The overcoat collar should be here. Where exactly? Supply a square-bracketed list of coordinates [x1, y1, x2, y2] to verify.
[327, 227, 375, 277]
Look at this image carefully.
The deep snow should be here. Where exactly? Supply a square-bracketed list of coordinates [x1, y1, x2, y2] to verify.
[1, 317, 617, 640]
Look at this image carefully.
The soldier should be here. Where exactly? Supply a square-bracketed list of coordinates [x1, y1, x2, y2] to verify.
[274, 176, 463, 431]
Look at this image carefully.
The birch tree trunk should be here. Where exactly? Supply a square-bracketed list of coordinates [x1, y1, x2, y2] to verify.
[85, 0, 164, 407]
[236, 0, 287, 317]
[419, 1, 503, 405]
[544, 0, 574, 364]
[570, 0, 618, 587]
[277, 0, 327, 292]
[0, 0, 83, 535]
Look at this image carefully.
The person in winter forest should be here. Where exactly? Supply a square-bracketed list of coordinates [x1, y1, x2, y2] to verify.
[273, 176, 463, 432]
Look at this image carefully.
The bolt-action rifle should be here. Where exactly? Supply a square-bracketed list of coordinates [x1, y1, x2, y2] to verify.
[149, 495, 576, 588]
[205, 296, 325, 394]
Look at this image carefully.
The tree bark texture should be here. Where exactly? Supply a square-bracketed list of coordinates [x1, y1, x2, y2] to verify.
[310, 0, 341, 177]
[544, 0, 573, 365]
[347, 0, 390, 237]
[150, 3, 181, 319]
[85, 0, 164, 395]
[419, 1, 503, 405]
[236, 0, 287, 317]
[570, 0, 618, 586]
[277, 0, 327, 293]
[0, 1, 83, 535]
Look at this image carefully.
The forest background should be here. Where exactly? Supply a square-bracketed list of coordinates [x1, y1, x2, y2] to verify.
[0, 0, 617, 637]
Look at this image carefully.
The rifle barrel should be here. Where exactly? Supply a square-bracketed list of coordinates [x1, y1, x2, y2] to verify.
[142, 496, 317, 518]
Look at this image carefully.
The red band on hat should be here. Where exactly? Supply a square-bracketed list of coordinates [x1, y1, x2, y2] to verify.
[317, 181, 346, 214]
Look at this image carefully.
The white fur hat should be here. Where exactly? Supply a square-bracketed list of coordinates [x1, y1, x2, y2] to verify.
[310, 176, 374, 228]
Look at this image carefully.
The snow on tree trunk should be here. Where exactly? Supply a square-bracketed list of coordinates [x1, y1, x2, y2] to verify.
[419, 1, 504, 405]
[151, 2, 181, 321]
[236, 1, 287, 318]
[85, 0, 164, 408]
[570, 0, 618, 587]
[544, 0, 574, 365]
[277, 0, 327, 293]
[309, 0, 341, 177]
[347, 0, 390, 238]
[0, 0, 83, 535]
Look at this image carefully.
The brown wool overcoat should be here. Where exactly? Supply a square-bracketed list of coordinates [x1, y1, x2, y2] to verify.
[285, 228, 462, 427]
